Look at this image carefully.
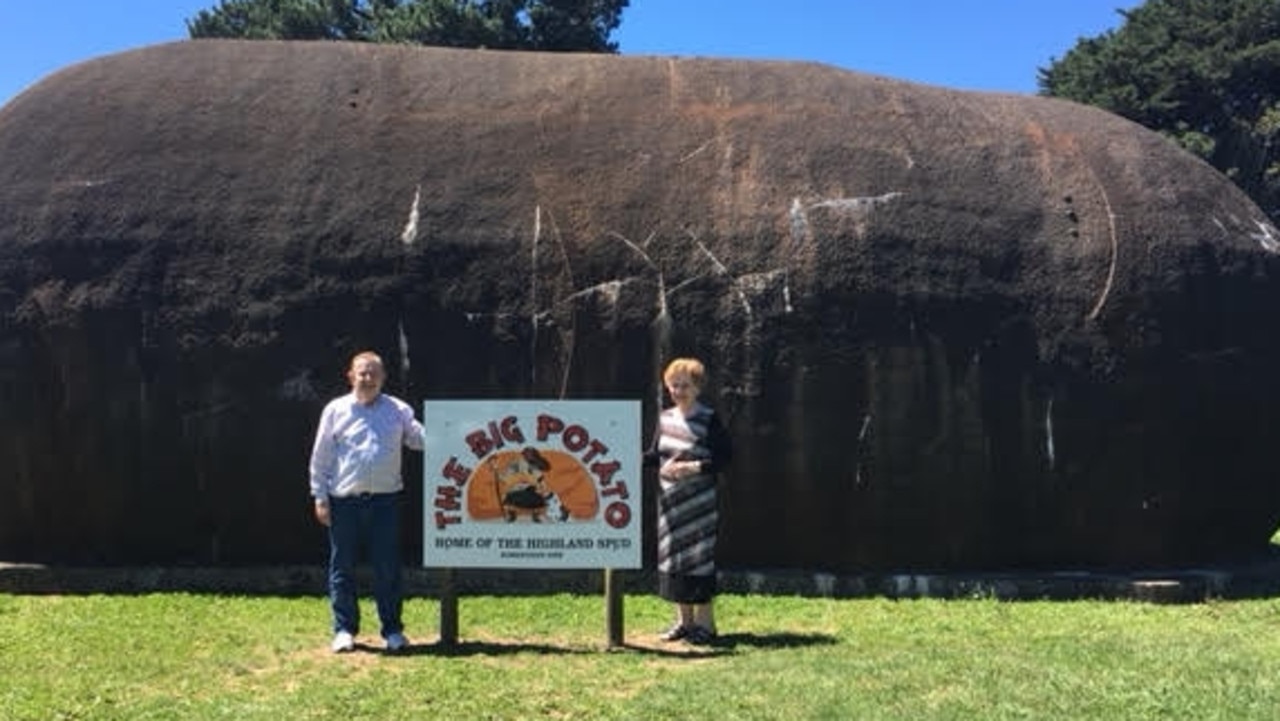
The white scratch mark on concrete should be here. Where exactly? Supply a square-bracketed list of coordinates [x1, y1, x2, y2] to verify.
[791, 193, 902, 248]
[695, 239, 753, 320]
[537, 279, 637, 314]
[607, 231, 675, 327]
[1086, 179, 1119, 321]
[738, 270, 781, 292]
[396, 185, 420, 383]
[1045, 396, 1056, 471]
[464, 312, 520, 323]
[679, 140, 714, 164]
[855, 414, 872, 486]
[789, 197, 809, 247]
[397, 319, 410, 376]
[736, 269, 793, 315]
[695, 239, 732, 276]
[666, 274, 709, 295]
[53, 177, 115, 191]
[608, 230, 659, 271]
[651, 271, 674, 413]
[608, 230, 675, 410]
[400, 185, 420, 246]
[808, 192, 904, 213]
[278, 368, 318, 402]
[1251, 220, 1280, 253]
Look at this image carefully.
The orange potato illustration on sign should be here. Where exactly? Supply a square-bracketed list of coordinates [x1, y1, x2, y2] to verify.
[467, 446, 600, 523]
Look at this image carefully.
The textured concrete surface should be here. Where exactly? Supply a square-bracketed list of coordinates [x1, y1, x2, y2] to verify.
[2, 40, 1278, 571]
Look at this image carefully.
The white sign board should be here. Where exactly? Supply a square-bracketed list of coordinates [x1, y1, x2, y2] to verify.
[423, 400, 642, 569]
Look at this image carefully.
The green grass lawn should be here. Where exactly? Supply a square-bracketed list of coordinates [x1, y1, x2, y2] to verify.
[3, 591, 1280, 720]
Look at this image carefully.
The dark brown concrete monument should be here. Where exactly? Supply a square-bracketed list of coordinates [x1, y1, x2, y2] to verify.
[1, 40, 1277, 570]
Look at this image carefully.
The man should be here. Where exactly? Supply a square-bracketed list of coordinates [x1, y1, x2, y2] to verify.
[309, 351, 424, 653]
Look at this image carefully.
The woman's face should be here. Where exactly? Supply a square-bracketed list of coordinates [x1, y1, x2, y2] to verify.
[665, 372, 700, 408]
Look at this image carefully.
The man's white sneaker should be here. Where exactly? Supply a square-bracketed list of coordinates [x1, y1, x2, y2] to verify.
[331, 630, 355, 653]
[384, 632, 409, 653]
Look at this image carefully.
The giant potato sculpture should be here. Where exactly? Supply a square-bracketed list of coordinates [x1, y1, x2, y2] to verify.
[1, 40, 1277, 571]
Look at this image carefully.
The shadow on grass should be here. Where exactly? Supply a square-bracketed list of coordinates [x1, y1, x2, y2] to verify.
[365, 640, 596, 657]
[618, 631, 839, 658]
[346, 631, 837, 659]
[711, 631, 839, 650]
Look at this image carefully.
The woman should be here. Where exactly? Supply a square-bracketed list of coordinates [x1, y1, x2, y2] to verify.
[645, 357, 733, 645]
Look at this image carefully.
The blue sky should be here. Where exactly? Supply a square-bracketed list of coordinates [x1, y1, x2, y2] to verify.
[0, 0, 1141, 107]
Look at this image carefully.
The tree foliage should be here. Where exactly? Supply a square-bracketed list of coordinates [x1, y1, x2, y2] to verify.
[1039, 0, 1280, 220]
[187, 0, 629, 52]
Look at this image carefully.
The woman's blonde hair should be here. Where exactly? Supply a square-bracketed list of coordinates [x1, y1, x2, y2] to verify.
[663, 357, 706, 387]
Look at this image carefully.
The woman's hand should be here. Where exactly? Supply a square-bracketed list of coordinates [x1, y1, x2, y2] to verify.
[661, 459, 700, 479]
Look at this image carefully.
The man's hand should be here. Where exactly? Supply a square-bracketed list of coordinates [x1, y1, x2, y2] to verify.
[660, 459, 700, 480]
[313, 499, 331, 527]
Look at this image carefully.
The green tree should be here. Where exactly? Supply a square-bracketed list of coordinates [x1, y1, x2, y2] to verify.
[1039, 0, 1280, 220]
[187, 0, 629, 52]
[186, 0, 368, 40]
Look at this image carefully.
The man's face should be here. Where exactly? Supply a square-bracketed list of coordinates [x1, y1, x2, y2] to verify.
[348, 357, 385, 401]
